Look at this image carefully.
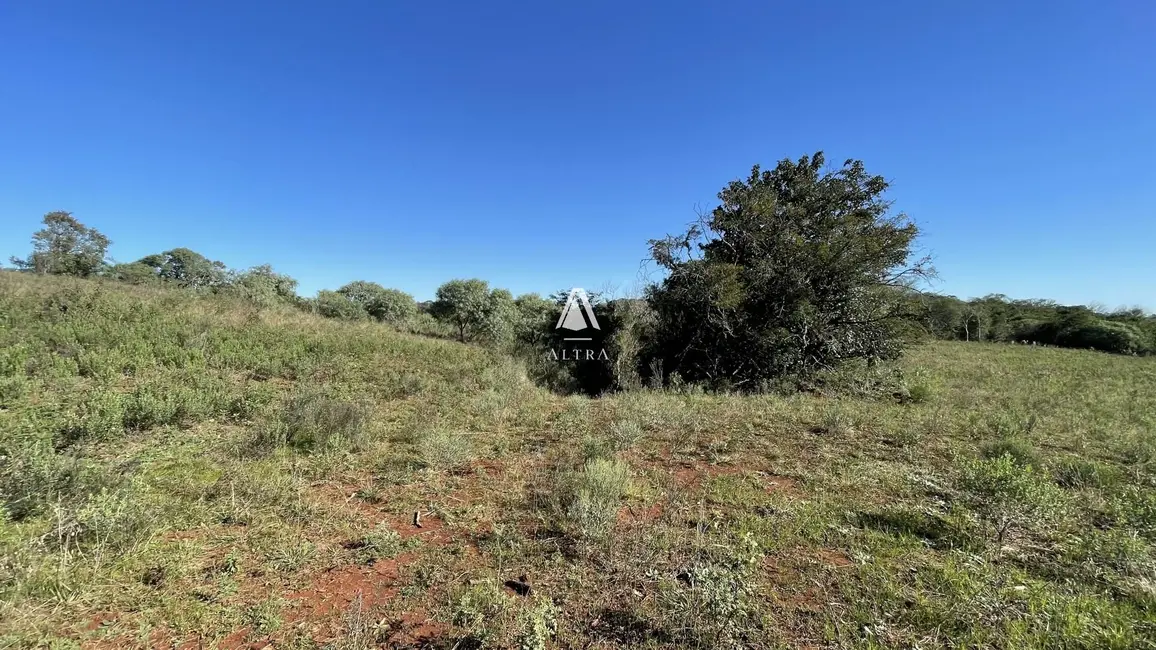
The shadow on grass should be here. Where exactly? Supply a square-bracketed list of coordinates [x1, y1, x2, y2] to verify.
[588, 608, 672, 646]
[854, 508, 980, 551]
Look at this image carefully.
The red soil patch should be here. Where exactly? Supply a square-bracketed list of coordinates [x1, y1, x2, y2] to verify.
[385, 610, 450, 646]
[216, 628, 273, 649]
[617, 501, 664, 526]
[280, 515, 452, 627]
[661, 461, 802, 497]
[466, 458, 505, 476]
[285, 554, 409, 621]
[814, 548, 853, 568]
[84, 612, 117, 633]
[211, 516, 458, 649]
[395, 513, 454, 546]
[763, 557, 826, 613]
[667, 461, 745, 489]
[759, 472, 802, 496]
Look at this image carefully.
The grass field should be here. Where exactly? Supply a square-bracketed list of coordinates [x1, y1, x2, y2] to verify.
[2, 271, 1155, 649]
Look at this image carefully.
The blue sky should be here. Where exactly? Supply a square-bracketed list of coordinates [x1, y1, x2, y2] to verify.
[2, 1, 1153, 308]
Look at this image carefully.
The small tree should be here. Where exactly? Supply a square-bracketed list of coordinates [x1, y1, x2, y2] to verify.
[484, 288, 518, 342]
[922, 295, 965, 339]
[430, 279, 516, 342]
[430, 279, 491, 342]
[336, 280, 387, 316]
[10, 212, 111, 276]
[135, 248, 228, 290]
[513, 293, 557, 346]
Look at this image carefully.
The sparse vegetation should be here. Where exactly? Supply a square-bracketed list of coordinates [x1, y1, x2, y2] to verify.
[415, 428, 474, 470]
[2, 204, 1155, 648]
[1, 272, 1155, 647]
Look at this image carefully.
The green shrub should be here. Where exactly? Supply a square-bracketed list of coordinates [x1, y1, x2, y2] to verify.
[315, 290, 368, 321]
[1067, 528, 1151, 578]
[980, 437, 1040, 468]
[399, 312, 454, 338]
[1053, 457, 1122, 489]
[224, 383, 278, 423]
[1100, 486, 1156, 537]
[907, 382, 933, 404]
[607, 420, 643, 451]
[817, 402, 855, 436]
[644, 153, 929, 390]
[564, 458, 631, 539]
[335, 281, 418, 323]
[369, 288, 418, 323]
[452, 582, 509, 644]
[252, 390, 367, 453]
[0, 448, 117, 521]
[416, 429, 473, 470]
[58, 388, 126, 445]
[265, 537, 316, 573]
[0, 376, 28, 408]
[959, 454, 1065, 548]
[352, 525, 404, 564]
[515, 596, 558, 650]
[63, 482, 158, 552]
[245, 598, 284, 635]
[1060, 320, 1145, 355]
[226, 264, 298, 308]
[122, 384, 187, 431]
[659, 532, 761, 649]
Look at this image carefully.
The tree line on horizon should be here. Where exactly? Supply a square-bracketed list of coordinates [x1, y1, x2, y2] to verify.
[7, 153, 1154, 395]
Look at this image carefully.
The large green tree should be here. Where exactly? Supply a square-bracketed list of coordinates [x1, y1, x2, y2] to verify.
[646, 152, 931, 389]
[9, 212, 111, 277]
[135, 248, 228, 290]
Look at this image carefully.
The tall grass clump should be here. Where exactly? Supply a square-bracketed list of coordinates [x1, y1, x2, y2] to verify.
[607, 420, 644, 451]
[251, 389, 367, 454]
[562, 458, 632, 540]
[415, 429, 474, 471]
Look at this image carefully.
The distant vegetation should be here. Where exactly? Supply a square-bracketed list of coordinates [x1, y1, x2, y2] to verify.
[914, 292, 1156, 356]
[7, 153, 1153, 399]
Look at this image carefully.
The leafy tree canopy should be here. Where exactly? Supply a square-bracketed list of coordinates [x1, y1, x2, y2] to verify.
[646, 152, 931, 389]
[109, 261, 162, 285]
[9, 211, 111, 277]
[430, 279, 515, 342]
[228, 264, 299, 307]
[314, 290, 367, 321]
[136, 248, 228, 290]
[336, 281, 417, 322]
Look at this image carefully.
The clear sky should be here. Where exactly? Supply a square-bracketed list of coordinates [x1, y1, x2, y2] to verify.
[2, 1, 1153, 308]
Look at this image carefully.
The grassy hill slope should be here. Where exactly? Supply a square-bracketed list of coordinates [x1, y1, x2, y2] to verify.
[1, 272, 1155, 649]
